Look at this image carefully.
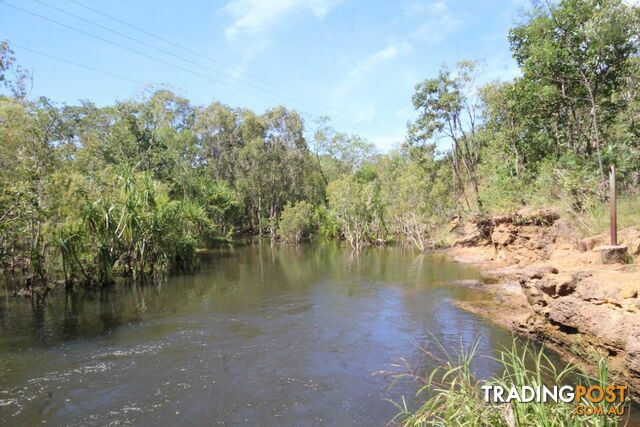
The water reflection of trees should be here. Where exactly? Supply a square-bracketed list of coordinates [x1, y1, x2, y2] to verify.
[0, 243, 490, 351]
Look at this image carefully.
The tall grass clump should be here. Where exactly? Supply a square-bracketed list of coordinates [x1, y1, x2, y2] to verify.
[569, 195, 640, 236]
[391, 339, 626, 427]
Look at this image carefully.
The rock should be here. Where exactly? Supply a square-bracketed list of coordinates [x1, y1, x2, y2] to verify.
[450, 210, 640, 400]
[629, 238, 640, 256]
[522, 271, 584, 302]
[521, 279, 548, 308]
[555, 274, 579, 296]
[516, 207, 560, 226]
[539, 280, 558, 297]
[454, 229, 485, 247]
[492, 214, 512, 226]
[599, 245, 629, 264]
[578, 236, 603, 252]
[454, 215, 494, 247]
[619, 228, 640, 244]
[551, 219, 580, 244]
[547, 297, 581, 328]
[491, 224, 516, 246]
[449, 215, 461, 232]
[620, 287, 638, 300]
[625, 336, 640, 374]
[521, 265, 559, 280]
[454, 279, 485, 289]
[534, 274, 577, 298]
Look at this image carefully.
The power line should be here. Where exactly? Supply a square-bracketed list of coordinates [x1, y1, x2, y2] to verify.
[5, 0, 399, 139]
[12, 43, 144, 86]
[65, 0, 399, 137]
[10, 43, 333, 141]
[1, 2, 295, 111]
[10, 43, 216, 108]
[28, 0, 322, 123]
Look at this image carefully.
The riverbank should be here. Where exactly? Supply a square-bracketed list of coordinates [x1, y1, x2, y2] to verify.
[444, 208, 640, 399]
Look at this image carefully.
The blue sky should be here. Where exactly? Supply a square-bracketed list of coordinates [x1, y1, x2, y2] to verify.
[1, 0, 527, 150]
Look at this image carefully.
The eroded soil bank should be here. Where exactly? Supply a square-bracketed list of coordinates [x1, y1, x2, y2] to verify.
[445, 208, 640, 399]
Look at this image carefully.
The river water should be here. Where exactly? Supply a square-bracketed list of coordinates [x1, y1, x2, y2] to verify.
[0, 243, 534, 425]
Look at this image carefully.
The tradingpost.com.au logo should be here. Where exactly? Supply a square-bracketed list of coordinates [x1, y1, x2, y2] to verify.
[482, 384, 629, 416]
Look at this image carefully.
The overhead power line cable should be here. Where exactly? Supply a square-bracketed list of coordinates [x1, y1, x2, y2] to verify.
[10, 43, 334, 131]
[2, 2, 324, 119]
[12, 43, 145, 86]
[10, 43, 338, 139]
[65, 0, 398, 137]
[4, 0, 399, 139]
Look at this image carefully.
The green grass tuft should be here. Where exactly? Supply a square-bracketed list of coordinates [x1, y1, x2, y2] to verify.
[391, 338, 626, 427]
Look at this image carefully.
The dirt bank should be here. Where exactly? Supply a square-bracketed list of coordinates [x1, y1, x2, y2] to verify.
[446, 208, 640, 398]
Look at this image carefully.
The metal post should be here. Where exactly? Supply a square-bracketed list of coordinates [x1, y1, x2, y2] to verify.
[610, 163, 617, 246]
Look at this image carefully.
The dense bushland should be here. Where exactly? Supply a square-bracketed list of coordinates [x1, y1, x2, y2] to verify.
[1, 0, 639, 295]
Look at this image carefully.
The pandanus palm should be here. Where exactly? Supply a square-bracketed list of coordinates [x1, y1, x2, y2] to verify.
[52, 225, 89, 286]
[82, 198, 118, 285]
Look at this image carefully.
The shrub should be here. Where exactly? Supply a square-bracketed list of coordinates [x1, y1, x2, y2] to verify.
[278, 201, 315, 244]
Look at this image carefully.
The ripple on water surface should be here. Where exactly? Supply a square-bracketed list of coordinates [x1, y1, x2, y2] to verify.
[0, 244, 520, 425]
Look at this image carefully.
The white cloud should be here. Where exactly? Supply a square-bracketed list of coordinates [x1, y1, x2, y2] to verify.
[335, 42, 413, 98]
[408, 1, 461, 43]
[221, 0, 342, 40]
[347, 43, 411, 78]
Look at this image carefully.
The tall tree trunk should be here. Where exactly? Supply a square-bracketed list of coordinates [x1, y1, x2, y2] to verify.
[581, 71, 606, 184]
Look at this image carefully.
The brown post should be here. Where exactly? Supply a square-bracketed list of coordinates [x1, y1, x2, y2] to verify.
[610, 163, 617, 246]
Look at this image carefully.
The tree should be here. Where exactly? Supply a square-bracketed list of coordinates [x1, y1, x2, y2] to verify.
[408, 60, 484, 211]
[278, 201, 315, 244]
[311, 117, 377, 182]
[0, 40, 31, 101]
[509, 0, 640, 183]
[236, 106, 322, 241]
[327, 171, 384, 251]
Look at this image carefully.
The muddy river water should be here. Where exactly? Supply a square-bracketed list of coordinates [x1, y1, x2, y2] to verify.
[0, 243, 550, 425]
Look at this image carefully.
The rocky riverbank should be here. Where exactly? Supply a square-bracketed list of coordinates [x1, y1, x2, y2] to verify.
[446, 208, 640, 399]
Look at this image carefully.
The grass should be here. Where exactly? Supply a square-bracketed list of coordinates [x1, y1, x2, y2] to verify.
[431, 226, 458, 249]
[569, 196, 640, 236]
[389, 338, 626, 427]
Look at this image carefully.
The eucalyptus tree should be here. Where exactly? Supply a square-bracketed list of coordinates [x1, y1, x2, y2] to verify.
[327, 167, 384, 251]
[278, 201, 315, 244]
[194, 102, 253, 185]
[236, 106, 322, 240]
[0, 96, 62, 282]
[408, 60, 484, 211]
[0, 39, 31, 101]
[509, 0, 640, 183]
[311, 117, 377, 182]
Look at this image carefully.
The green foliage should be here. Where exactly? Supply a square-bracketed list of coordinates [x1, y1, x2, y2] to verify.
[313, 205, 341, 241]
[380, 155, 440, 251]
[439, 0, 640, 216]
[408, 60, 484, 210]
[0, 78, 326, 289]
[49, 170, 215, 285]
[326, 172, 384, 250]
[278, 201, 315, 244]
[507, 0, 640, 183]
[393, 339, 623, 426]
[312, 117, 378, 182]
[3, 0, 640, 292]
